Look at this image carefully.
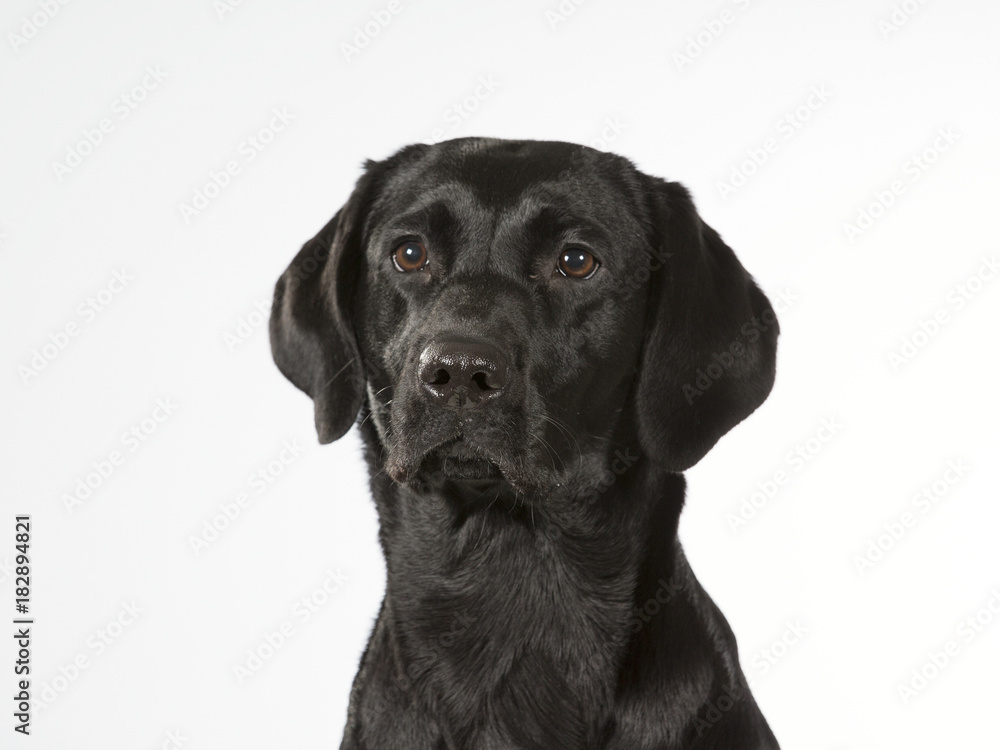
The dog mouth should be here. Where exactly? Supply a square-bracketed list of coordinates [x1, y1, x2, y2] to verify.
[380, 399, 554, 493]
[421, 438, 504, 481]
[385, 432, 514, 486]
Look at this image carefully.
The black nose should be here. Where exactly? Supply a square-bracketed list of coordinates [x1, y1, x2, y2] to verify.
[418, 338, 509, 410]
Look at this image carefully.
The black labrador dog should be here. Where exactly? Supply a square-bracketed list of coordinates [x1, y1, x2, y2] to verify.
[270, 138, 780, 749]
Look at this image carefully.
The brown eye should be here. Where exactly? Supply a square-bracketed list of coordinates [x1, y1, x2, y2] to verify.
[392, 241, 428, 272]
[557, 248, 599, 279]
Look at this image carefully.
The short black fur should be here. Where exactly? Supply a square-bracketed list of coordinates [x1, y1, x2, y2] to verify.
[270, 138, 780, 749]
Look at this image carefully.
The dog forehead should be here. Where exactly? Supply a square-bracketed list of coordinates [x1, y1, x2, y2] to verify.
[371, 139, 644, 243]
[439, 139, 584, 206]
[380, 139, 615, 211]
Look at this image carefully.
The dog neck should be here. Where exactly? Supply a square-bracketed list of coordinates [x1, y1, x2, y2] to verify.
[357, 414, 699, 746]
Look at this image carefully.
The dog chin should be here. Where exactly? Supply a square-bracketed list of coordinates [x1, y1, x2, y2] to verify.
[385, 435, 544, 493]
[422, 450, 503, 481]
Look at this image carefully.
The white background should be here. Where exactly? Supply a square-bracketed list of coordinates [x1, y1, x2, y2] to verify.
[2, 0, 999, 748]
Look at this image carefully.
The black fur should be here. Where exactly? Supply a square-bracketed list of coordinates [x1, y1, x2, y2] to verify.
[270, 138, 780, 749]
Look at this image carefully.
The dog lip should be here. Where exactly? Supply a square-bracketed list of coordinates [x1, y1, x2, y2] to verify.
[384, 430, 463, 483]
[387, 432, 512, 484]
[385, 422, 548, 493]
[424, 453, 502, 481]
[422, 437, 503, 480]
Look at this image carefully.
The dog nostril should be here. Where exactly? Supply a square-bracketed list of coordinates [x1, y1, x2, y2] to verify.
[470, 372, 494, 391]
[419, 338, 509, 408]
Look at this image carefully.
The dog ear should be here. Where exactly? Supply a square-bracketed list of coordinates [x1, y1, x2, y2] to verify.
[635, 178, 778, 472]
[269, 166, 380, 444]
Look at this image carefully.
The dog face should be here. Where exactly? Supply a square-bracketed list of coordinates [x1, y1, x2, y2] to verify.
[270, 138, 778, 495]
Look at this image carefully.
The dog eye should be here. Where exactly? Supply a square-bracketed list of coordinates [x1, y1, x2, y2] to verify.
[557, 248, 599, 279]
[392, 241, 428, 272]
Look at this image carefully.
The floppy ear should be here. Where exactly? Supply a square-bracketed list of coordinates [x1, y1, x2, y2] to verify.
[635, 178, 778, 472]
[269, 167, 379, 444]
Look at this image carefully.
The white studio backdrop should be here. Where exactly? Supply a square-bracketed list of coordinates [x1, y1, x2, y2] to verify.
[2, 1, 998, 748]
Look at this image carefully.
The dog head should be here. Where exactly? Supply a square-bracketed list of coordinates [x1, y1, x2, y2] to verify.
[270, 138, 777, 495]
